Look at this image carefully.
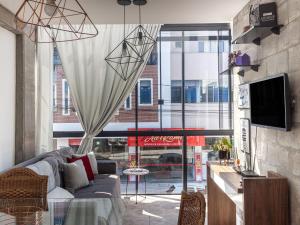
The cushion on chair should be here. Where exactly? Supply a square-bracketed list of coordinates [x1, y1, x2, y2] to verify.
[26, 161, 56, 193]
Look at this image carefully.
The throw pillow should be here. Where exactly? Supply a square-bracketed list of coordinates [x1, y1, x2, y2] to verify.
[63, 160, 89, 192]
[72, 152, 99, 175]
[87, 152, 98, 174]
[67, 155, 94, 181]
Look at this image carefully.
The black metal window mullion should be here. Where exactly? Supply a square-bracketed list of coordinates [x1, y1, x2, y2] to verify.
[217, 29, 222, 129]
[135, 84, 139, 194]
[159, 30, 163, 130]
[181, 31, 188, 192]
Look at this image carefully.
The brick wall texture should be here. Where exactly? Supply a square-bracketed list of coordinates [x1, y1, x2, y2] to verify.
[53, 64, 159, 124]
[233, 0, 300, 224]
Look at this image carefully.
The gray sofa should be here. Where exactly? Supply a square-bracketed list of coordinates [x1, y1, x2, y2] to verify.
[10, 148, 120, 199]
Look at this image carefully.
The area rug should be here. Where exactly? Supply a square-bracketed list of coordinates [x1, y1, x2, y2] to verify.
[122, 195, 181, 225]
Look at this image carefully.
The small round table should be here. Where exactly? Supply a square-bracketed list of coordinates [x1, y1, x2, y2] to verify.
[123, 168, 149, 204]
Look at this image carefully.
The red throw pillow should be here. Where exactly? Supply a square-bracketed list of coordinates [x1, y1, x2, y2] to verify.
[67, 155, 95, 181]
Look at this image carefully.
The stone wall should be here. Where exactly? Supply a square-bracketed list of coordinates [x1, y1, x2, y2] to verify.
[233, 0, 300, 224]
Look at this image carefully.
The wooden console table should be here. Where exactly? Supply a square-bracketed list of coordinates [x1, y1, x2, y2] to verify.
[207, 163, 289, 225]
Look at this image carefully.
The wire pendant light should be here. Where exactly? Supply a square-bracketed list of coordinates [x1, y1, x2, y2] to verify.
[105, 4, 144, 81]
[15, 0, 98, 43]
[125, 0, 156, 58]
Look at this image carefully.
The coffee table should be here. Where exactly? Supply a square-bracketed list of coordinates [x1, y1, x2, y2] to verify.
[123, 168, 149, 204]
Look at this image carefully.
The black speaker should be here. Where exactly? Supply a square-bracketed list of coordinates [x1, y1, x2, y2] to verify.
[249, 2, 277, 27]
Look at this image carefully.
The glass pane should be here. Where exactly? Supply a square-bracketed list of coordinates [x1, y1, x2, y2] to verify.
[187, 135, 232, 191]
[160, 31, 183, 129]
[183, 30, 231, 130]
[137, 45, 160, 130]
[219, 30, 231, 129]
[138, 135, 183, 194]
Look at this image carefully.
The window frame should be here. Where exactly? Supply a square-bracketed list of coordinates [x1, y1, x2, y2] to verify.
[53, 23, 233, 194]
[62, 79, 70, 116]
[138, 78, 153, 106]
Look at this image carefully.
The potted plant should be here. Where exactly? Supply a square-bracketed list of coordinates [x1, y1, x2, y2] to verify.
[212, 138, 232, 164]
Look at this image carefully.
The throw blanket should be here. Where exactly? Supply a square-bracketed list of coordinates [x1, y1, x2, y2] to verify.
[64, 198, 125, 225]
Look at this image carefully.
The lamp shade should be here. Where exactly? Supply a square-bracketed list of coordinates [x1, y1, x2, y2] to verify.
[15, 0, 98, 43]
[105, 39, 144, 81]
[126, 25, 157, 58]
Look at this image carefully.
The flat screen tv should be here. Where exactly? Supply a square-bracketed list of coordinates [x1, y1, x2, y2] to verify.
[250, 73, 291, 131]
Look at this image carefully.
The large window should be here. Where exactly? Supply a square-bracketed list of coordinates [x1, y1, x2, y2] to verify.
[124, 95, 131, 110]
[53, 24, 233, 194]
[139, 79, 153, 105]
[171, 80, 202, 103]
[171, 81, 182, 103]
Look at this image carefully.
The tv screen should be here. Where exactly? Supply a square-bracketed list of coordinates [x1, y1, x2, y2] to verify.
[250, 74, 291, 131]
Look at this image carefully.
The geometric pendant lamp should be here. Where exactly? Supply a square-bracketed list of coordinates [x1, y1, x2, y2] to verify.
[105, 1, 144, 81]
[125, 24, 157, 58]
[15, 0, 98, 43]
[125, 0, 156, 58]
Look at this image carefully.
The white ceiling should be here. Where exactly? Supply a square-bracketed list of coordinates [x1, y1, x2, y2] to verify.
[0, 0, 248, 24]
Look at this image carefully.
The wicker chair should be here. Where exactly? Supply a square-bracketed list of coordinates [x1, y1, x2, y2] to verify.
[0, 168, 48, 224]
[177, 191, 206, 225]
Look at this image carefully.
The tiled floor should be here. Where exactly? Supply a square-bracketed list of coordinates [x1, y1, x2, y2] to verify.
[122, 195, 207, 225]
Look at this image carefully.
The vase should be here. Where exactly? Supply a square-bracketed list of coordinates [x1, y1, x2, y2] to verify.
[218, 150, 228, 159]
[218, 150, 230, 165]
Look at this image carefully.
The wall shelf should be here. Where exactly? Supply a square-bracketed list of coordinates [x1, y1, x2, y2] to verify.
[232, 25, 283, 45]
[220, 64, 260, 76]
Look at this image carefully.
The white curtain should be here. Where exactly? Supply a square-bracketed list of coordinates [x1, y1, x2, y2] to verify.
[56, 24, 161, 154]
[36, 29, 54, 155]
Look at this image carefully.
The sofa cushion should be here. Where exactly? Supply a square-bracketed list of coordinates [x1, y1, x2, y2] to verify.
[73, 152, 99, 175]
[47, 187, 74, 199]
[74, 174, 120, 198]
[87, 152, 98, 174]
[63, 160, 89, 193]
[26, 161, 56, 192]
[68, 155, 95, 181]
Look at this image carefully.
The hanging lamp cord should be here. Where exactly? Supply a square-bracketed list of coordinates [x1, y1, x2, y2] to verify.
[123, 5, 126, 40]
[139, 5, 141, 25]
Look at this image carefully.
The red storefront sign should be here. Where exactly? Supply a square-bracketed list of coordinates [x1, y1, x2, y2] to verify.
[69, 139, 81, 146]
[127, 128, 205, 147]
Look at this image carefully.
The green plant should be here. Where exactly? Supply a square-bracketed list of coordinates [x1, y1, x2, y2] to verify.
[212, 137, 232, 152]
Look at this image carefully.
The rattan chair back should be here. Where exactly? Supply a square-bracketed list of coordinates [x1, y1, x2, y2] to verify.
[177, 191, 206, 225]
[0, 168, 48, 211]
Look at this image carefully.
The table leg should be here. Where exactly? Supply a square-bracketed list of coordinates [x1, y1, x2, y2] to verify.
[144, 175, 147, 198]
[126, 175, 129, 196]
[136, 175, 138, 204]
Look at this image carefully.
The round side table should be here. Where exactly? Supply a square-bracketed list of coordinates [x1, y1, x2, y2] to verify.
[123, 168, 149, 204]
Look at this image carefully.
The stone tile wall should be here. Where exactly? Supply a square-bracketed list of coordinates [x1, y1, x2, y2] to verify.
[233, 0, 300, 223]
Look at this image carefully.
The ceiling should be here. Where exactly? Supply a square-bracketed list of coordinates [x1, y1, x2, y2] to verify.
[0, 0, 248, 24]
